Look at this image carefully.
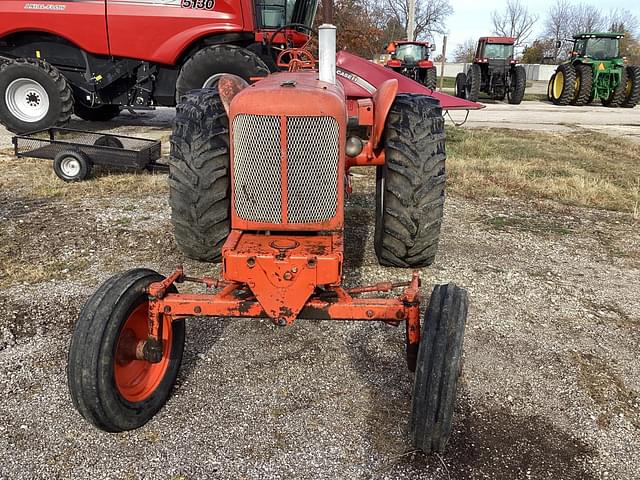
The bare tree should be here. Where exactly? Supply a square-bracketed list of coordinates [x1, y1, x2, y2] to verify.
[608, 8, 639, 34]
[491, 0, 539, 46]
[385, 0, 454, 41]
[568, 3, 605, 34]
[453, 38, 476, 62]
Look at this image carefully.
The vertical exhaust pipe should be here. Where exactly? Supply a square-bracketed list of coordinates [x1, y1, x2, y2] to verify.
[318, 24, 336, 85]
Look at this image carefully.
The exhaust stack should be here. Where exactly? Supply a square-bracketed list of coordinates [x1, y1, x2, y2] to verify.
[318, 24, 337, 85]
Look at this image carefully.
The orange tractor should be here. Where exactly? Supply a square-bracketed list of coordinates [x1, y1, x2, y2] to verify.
[67, 25, 478, 453]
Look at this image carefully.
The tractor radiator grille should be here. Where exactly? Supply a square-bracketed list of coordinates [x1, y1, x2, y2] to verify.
[232, 114, 339, 225]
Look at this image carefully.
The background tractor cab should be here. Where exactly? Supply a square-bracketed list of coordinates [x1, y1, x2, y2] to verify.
[548, 33, 639, 108]
[454, 36, 526, 104]
[385, 41, 437, 89]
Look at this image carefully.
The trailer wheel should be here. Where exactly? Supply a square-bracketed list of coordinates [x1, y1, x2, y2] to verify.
[410, 283, 468, 454]
[508, 65, 526, 104]
[621, 65, 640, 108]
[53, 150, 92, 182]
[572, 64, 593, 106]
[67, 268, 185, 432]
[552, 63, 576, 106]
[465, 64, 481, 102]
[74, 99, 121, 121]
[0, 58, 73, 133]
[424, 67, 437, 90]
[169, 88, 230, 262]
[374, 94, 445, 268]
[176, 45, 269, 101]
[602, 67, 629, 108]
[94, 135, 124, 149]
[454, 72, 467, 99]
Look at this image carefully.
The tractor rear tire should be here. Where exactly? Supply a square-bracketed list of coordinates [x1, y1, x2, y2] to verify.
[622, 65, 640, 108]
[552, 63, 576, 106]
[410, 283, 468, 453]
[176, 45, 269, 101]
[169, 88, 230, 262]
[547, 73, 556, 102]
[374, 94, 445, 268]
[573, 64, 593, 106]
[424, 67, 437, 90]
[67, 268, 185, 432]
[0, 58, 73, 133]
[508, 65, 526, 104]
[455, 72, 467, 99]
[74, 99, 121, 121]
[602, 68, 628, 108]
[465, 64, 481, 102]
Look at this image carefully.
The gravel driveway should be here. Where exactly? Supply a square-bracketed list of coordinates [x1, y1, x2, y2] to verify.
[0, 109, 639, 479]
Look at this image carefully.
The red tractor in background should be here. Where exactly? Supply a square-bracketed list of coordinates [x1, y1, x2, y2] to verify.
[455, 37, 526, 104]
[0, 0, 318, 133]
[385, 41, 437, 90]
[66, 25, 481, 452]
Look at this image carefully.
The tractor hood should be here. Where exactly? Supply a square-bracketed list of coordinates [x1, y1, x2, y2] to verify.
[335, 51, 484, 110]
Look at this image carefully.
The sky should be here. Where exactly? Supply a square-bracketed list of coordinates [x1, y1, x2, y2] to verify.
[439, 0, 640, 59]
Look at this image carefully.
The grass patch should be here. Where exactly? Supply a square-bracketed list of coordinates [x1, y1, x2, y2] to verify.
[446, 127, 640, 215]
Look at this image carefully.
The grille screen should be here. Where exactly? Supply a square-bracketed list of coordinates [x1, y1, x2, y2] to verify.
[233, 114, 282, 223]
[232, 114, 339, 225]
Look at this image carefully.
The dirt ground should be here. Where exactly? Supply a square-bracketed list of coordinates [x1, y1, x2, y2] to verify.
[0, 106, 639, 479]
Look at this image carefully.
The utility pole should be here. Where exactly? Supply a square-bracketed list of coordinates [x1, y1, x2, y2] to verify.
[439, 35, 447, 91]
[407, 0, 415, 41]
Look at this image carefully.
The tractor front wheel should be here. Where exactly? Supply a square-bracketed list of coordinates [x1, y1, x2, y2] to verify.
[169, 88, 230, 262]
[454, 72, 467, 99]
[374, 94, 445, 268]
[67, 269, 185, 432]
[622, 65, 640, 108]
[465, 64, 481, 102]
[508, 65, 526, 104]
[552, 64, 576, 106]
[410, 283, 468, 453]
[424, 67, 437, 90]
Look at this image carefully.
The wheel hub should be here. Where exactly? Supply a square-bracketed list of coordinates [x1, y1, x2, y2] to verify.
[5, 78, 50, 123]
[60, 157, 81, 178]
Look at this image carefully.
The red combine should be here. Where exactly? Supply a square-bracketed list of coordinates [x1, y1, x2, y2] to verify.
[66, 25, 480, 453]
[385, 40, 437, 89]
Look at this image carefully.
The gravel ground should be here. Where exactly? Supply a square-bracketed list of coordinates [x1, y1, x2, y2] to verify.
[1, 113, 639, 479]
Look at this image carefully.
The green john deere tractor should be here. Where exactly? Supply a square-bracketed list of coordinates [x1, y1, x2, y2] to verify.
[549, 32, 640, 108]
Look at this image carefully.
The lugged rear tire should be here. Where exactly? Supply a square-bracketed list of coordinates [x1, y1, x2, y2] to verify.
[602, 67, 628, 108]
[508, 65, 526, 104]
[455, 72, 467, 99]
[374, 94, 446, 268]
[552, 63, 576, 106]
[622, 65, 640, 108]
[169, 89, 230, 262]
[573, 64, 593, 106]
[465, 64, 481, 102]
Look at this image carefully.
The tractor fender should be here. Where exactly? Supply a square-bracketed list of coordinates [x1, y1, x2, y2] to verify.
[370, 79, 399, 149]
[218, 74, 249, 116]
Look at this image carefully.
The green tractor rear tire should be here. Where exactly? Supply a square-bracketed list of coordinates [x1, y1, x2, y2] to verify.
[573, 64, 593, 106]
[547, 73, 556, 102]
[552, 64, 576, 106]
[602, 67, 628, 108]
[622, 65, 640, 108]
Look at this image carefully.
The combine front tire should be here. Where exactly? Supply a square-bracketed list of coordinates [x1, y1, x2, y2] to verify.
[551, 64, 576, 106]
[169, 89, 230, 262]
[410, 283, 468, 453]
[508, 65, 526, 104]
[176, 45, 269, 101]
[455, 72, 467, 99]
[0, 58, 73, 133]
[465, 64, 481, 102]
[67, 269, 185, 432]
[573, 64, 593, 106]
[374, 94, 445, 268]
[622, 65, 640, 108]
[602, 68, 628, 108]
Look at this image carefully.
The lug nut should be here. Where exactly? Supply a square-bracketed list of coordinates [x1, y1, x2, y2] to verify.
[283, 271, 293, 280]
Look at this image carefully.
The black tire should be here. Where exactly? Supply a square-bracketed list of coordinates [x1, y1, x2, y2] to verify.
[573, 64, 593, 106]
[176, 44, 269, 101]
[455, 72, 467, 99]
[602, 67, 628, 108]
[94, 135, 124, 149]
[622, 65, 640, 108]
[547, 73, 556, 102]
[53, 150, 92, 182]
[552, 63, 576, 106]
[424, 67, 437, 90]
[0, 58, 73, 133]
[374, 94, 445, 268]
[410, 283, 468, 454]
[74, 99, 121, 121]
[508, 65, 526, 104]
[169, 88, 230, 262]
[465, 64, 481, 102]
[67, 268, 185, 432]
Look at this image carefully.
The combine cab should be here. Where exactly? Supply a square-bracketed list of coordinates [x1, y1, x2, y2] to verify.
[548, 32, 639, 108]
[385, 41, 437, 89]
[455, 37, 526, 104]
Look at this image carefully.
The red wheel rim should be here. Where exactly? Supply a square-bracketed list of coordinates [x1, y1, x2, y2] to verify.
[113, 302, 173, 402]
